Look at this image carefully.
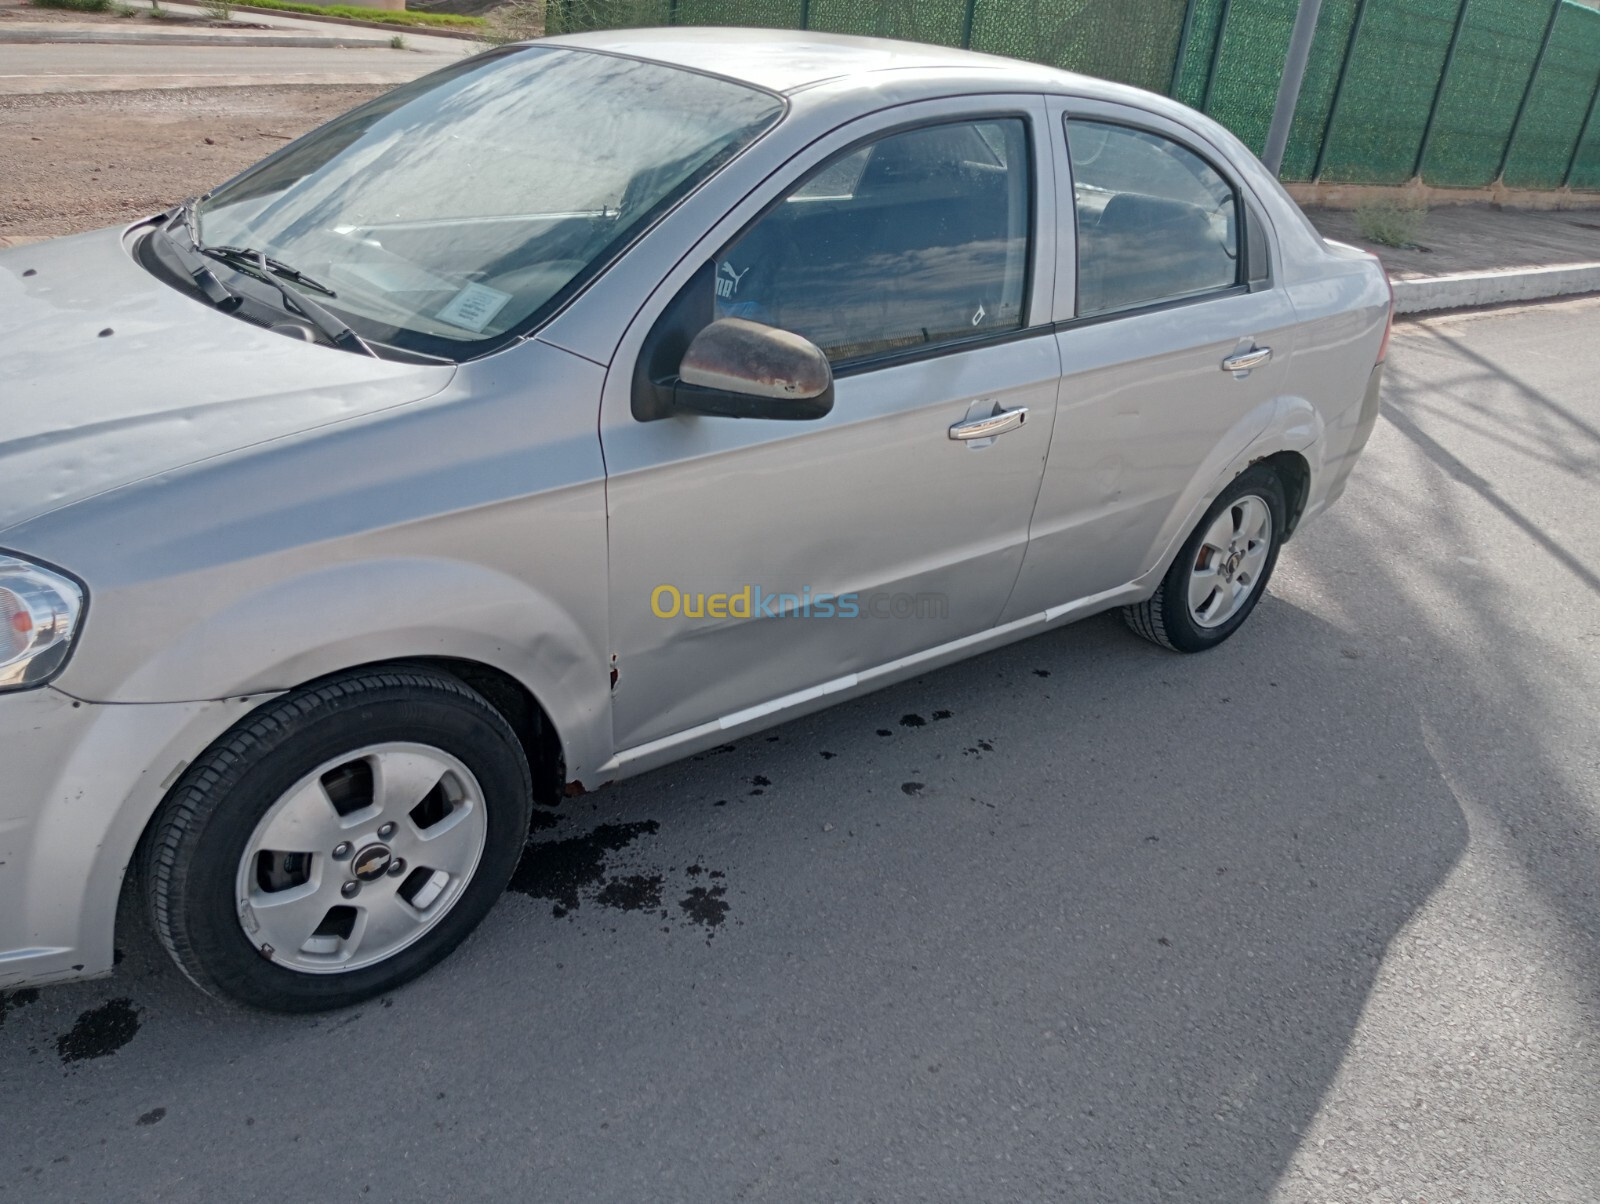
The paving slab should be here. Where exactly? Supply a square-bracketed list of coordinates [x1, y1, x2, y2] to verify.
[1307, 202, 1600, 280]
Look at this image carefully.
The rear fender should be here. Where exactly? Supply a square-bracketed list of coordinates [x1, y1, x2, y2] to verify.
[1138, 394, 1324, 592]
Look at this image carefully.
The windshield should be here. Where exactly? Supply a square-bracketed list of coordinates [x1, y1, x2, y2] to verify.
[195, 47, 784, 358]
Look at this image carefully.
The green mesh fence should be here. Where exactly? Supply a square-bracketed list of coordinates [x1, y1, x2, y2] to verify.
[1199, 0, 1298, 155]
[1171, 0, 1227, 108]
[1503, 1, 1600, 187]
[805, 0, 967, 44]
[1419, 0, 1557, 185]
[1570, 89, 1600, 190]
[969, 0, 1187, 95]
[1319, 0, 1460, 183]
[675, 0, 803, 25]
[1277, 0, 1357, 180]
[548, 0, 1600, 192]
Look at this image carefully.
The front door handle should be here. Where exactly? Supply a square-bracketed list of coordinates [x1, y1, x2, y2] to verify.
[949, 406, 1028, 441]
[1221, 346, 1272, 374]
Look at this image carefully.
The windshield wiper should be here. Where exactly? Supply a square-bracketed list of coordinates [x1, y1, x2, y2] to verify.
[161, 198, 242, 311]
[156, 201, 374, 357]
[199, 244, 371, 355]
[175, 224, 374, 358]
[235, 259, 378, 358]
[203, 245, 339, 298]
[276, 283, 377, 357]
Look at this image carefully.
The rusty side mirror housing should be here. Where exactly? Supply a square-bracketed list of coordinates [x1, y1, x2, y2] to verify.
[672, 318, 834, 420]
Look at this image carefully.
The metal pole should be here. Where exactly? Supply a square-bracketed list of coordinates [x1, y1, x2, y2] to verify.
[1497, 0, 1563, 182]
[1412, 0, 1471, 182]
[960, 0, 977, 49]
[1312, 0, 1370, 181]
[799, 0, 811, 29]
[1169, 0, 1202, 98]
[1261, 0, 1324, 175]
[1561, 68, 1600, 188]
[1200, 0, 1233, 115]
[667, 0, 679, 24]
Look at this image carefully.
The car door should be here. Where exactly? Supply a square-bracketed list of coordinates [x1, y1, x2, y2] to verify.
[599, 97, 1060, 752]
[1002, 98, 1301, 621]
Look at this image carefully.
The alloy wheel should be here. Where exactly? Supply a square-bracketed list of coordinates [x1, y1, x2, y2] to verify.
[234, 743, 488, 974]
[1187, 494, 1273, 629]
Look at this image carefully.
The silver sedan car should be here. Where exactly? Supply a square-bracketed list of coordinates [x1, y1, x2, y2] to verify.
[0, 29, 1391, 1011]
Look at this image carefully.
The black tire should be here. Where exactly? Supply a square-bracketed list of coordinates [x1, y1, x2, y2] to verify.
[141, 665, 532, 1012]
[1122, 465, 1287, 653]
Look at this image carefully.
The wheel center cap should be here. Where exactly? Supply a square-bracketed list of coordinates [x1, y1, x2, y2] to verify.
[1225, 550, 1243, 577]
[351, 843, 393, 882]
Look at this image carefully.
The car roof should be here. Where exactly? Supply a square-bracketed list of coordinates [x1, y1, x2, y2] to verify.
[543, 26, 1081, 96]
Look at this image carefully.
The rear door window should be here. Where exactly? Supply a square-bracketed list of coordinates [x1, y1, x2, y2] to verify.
[1065, 119, 1240, 317]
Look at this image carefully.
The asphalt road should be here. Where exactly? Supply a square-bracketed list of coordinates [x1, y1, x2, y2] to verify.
[3, 296, 1599, 1202]
[0, 41, 457, 93]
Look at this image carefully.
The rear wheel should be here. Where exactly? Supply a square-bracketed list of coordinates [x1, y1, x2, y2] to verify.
[142, 666, 532, 1012]
[1122, 466, 1286, 653]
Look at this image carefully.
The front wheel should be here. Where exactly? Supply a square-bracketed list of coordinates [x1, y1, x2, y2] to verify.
[1122, 466, 1286, 653]
[142, 666, 533, 1012]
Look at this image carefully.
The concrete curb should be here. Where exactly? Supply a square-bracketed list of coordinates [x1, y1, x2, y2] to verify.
[1393, 262, 1600, 314]
[0, 28, 391, 46]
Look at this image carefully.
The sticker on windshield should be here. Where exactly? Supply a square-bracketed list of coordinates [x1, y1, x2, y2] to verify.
[436, 282, 513, 333]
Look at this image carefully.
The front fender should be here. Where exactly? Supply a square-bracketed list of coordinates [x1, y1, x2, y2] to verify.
[73, 557, 613, 785]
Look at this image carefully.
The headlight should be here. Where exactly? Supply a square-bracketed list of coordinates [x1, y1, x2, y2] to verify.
[0, 555, 85, 691]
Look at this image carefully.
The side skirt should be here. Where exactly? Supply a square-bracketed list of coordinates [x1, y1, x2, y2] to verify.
[594, 577, 1152, 782]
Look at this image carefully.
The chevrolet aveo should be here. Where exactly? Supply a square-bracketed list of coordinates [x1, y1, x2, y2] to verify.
[0, 29, 1391, 1011]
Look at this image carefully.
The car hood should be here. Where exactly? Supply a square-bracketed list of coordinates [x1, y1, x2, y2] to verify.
[0, 224, 456, 537]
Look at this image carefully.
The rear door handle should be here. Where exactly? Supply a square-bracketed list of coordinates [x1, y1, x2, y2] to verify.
[949, 406, 1027, 441]
[1221, 346, 1272, 374]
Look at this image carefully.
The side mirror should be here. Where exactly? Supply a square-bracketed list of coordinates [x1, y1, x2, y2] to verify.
[672, 318, 834, 420]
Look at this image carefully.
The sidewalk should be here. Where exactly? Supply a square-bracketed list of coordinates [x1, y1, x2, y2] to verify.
[0, 41, 455, 91]
[120, 0, 473, 52]
[0, 0, 474, 52]
[1306, 203, 1600, 314]
[0, 0, 472, 91]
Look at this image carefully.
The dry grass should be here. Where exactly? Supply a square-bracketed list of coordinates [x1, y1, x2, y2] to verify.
[1353, 200, 1428, 248]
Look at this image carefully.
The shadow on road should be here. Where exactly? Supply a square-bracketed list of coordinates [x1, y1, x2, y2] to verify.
[6, 310, 1600, 1200]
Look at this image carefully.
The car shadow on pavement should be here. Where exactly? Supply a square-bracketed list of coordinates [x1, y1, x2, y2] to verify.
[1, 590, 1473, 1202]
[11, 315, 1600, 1199]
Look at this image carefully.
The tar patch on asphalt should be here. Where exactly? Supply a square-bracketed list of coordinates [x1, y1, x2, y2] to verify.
[678, 886, 729, 933]
[56, 998, 141, 1064]
[507, 820, 661, 917]
[508, 819, 734, 937]
[0, 988, 40, 1029]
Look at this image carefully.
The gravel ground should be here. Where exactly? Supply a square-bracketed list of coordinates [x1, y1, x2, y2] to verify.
[0, 0, 138, 25]
[0, 83, 385, 239]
